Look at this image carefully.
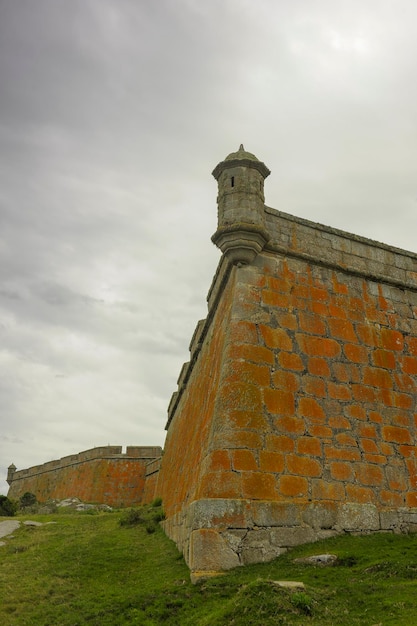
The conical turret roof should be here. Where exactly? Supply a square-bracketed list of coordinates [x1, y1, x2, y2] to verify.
[212, 144, 270, 180]
[224, 144, 260, 163]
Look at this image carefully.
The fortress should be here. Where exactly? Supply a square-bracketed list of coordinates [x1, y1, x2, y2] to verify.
[7, 146, 417, 581]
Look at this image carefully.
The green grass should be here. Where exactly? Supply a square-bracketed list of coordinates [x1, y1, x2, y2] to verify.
[1, 506, 417, 625]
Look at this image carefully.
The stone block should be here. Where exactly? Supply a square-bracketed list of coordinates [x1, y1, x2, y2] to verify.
[240, 547, 265, 565]
[337, 503, 380, 531]
[270, 526, 316, 547]
[407, 524, 417, 533]
[206, 256, 233, 311]
[166, 391, 179, 427]
[241, 528, 272, 548]
[221, 529, 247, 553]
[189, 528, 240, 573]
[380, 510, 400, 530]
[189, 319, 206, 356]
[188, 498, 251, 530]
[240, 529, 286, 565]
[253, 249, 280, 273]
[399, 509, 417, 525]
[316, 529, 339, 541]
[273, 581, 305, 589]
[251, 501, 301, 527]
[177, 362, 190, 388]
[302, 503, 337, 530]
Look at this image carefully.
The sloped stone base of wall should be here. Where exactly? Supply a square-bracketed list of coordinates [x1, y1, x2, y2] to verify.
[162, 498, 417, 582]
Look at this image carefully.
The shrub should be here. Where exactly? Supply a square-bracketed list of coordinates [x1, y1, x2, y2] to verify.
[19, 492, 37, 509]
[0, 495, 18, 517]
[146, 522, 156, 534]
[151, 497, 162, 507]
[119, 508, 144, 527]
[152, 510, 166, 523]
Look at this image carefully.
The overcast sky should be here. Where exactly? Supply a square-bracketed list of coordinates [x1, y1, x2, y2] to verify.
[1, 0, 417, 495]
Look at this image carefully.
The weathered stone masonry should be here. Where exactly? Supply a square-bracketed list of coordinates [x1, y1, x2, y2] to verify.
[156, 146, 417, 581]
[7, 446, 161, 507]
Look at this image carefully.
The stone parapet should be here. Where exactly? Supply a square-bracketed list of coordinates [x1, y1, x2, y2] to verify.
[265, 207, 417, 291]
[166, 256, 234, 430]
[126, 446, 162, 458]
[8, 446, 162, 482]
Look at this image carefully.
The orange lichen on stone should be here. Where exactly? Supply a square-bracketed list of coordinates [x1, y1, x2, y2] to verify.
[264, 388, 295, 415]
[345, 484, 376, 504]
[278, 352, 305, 371]
[380, 328, 404, 351]
[206, 450, 231, 472]
[328, 319, 358, 343]
[231, 449, 258, 471]
[296, 436, 322, 456]
[224, 360, 270, 386]
[274, 415, 306, 434]
[265, 434, 295, 453]
[242, 471, 278, 499]
[227, 343, 275, 365]
[330, 461, 354, 482]
[272, 370, 300, 391]
[299, 312, 326, 335]
[325, 447, 361, 462]
[298, 397, 326, 422]
[344, 343, 369, 363]
[260, 325, 293, 350]
[382, 426, 412, 445]
[308, 357, 331, 377]
[355, 464, 385, 486]
[372, 349, 396, 369]
[286, 454, 322, 477]
[259, 451, 285, 473]
[312, 479, 345, 501]
[278, 475, 308, 498]
[296, 334, 341, 358]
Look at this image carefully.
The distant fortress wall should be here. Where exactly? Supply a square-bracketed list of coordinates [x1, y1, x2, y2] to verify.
[7, 446, 162, 507]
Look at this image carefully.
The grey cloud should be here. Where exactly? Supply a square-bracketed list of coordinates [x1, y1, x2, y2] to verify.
[36, 283, 102, 308]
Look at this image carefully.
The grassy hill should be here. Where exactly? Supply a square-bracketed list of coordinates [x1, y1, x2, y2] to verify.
[1, 504, 417, 625]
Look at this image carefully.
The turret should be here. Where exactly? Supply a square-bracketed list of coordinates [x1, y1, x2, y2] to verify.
[211, 144, 271, 264]
[7, 463, 16, 486]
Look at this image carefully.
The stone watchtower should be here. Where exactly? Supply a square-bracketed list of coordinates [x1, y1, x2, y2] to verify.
[7, 464, 16, 486]
[211, 145, 271, 265]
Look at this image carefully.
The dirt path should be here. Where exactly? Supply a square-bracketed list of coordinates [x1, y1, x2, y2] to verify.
[0, 519, 20, 543]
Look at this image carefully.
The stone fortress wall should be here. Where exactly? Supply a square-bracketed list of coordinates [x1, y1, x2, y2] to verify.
[7, 446, 161, 507]
[155, 146, 417, 581]
[6, 146, 417, 581]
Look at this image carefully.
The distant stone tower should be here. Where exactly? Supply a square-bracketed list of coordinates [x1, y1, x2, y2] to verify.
[7, 464, 16, 486]
[211, 145, 271, 264]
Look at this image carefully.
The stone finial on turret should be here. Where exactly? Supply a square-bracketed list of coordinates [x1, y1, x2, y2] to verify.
[7, 463, 16, 486]
[211, 145, 271, 264]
